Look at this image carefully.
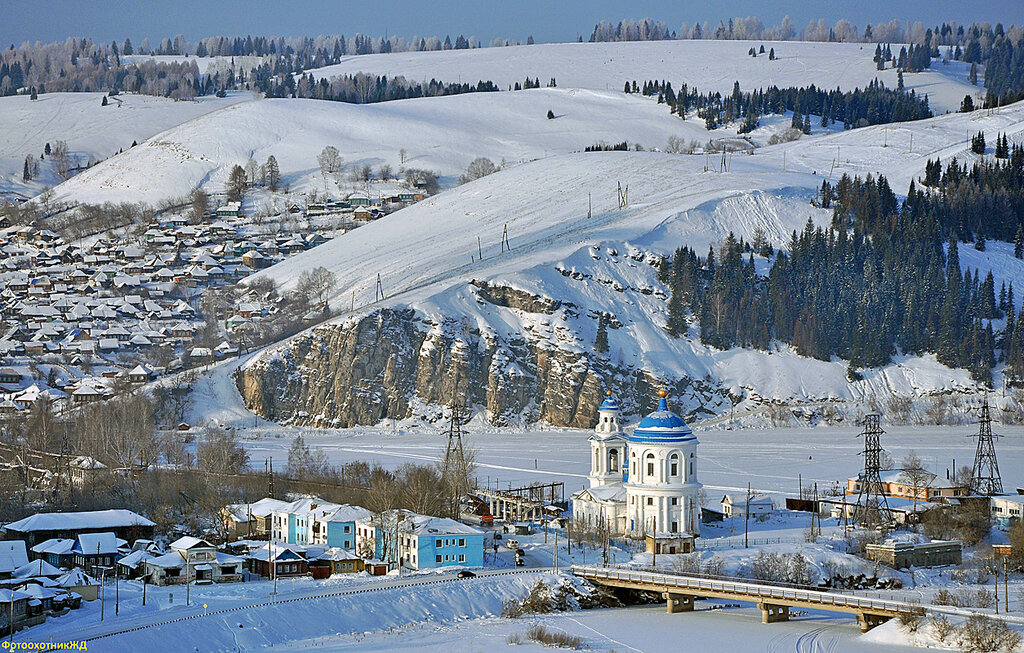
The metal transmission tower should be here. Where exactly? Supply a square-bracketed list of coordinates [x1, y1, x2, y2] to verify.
[443, 395, 466, 469]
[969, 397, 1003, 496]
[855, 414, 892, 527]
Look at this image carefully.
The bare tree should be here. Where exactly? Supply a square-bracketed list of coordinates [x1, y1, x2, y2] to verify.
[262, 155, 281, 191]
[188, 187, 209, 224]
[197, 426, 249, 474]
[226, 164, 248, 202]
[378, 164, 393, 181]
[899, 451, 932, 518]
[51, 141, 71, 180]
[295, 266, 336, 308]
[459, 157, 497, 184]
[317, 146, 342, 175]
[244, 159, 259, 186]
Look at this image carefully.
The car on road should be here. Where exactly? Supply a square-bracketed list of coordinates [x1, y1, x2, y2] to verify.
[457, 570, 476, 579]
[505, 538, 519, 549]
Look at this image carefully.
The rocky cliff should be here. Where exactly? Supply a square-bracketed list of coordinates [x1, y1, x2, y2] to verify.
[235, 281, 731, 428]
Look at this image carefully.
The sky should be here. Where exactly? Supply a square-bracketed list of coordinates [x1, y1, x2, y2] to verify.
[4, 1, 1024, 47]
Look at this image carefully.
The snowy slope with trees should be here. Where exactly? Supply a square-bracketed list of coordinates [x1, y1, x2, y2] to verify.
[302, 40, 979, 114]
[44, 88, 711, 206]
[237, 99, 1024, 427]
[0, 91, 249, 200]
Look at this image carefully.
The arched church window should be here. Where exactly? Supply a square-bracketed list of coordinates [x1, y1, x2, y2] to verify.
[669, 453, 679, 477]
[609, 449, 618, 472]
[645, 452, 655, 478]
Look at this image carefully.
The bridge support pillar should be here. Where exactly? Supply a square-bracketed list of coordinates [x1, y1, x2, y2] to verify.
[757, 603, 789, 624]
[663, 592, 694, 614]
[857, 613, 891, 633]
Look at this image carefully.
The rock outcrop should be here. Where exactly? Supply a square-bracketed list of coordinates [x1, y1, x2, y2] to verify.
[236, 286, 730, 428]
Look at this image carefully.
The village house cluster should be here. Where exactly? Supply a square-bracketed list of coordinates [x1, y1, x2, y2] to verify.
[0, 186, 430, 417]
[0, 204, 332, 415]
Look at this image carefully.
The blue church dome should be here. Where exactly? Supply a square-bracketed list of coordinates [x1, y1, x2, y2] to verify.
[599, 391, 619, 412]
[630, 391, 697, 444]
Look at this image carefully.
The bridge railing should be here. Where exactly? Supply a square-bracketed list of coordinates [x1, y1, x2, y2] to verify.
[624, 564, 920, 604]
[570, 564, 920, 614]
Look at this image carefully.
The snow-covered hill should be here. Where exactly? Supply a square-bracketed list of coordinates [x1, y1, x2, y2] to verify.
[0, 91, 249, 200]
[303, 40, 978, 114]
[237, 100, 1024, 427]
[46, 88, 715, 206]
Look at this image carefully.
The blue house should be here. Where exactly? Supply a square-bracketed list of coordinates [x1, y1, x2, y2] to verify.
[356, 511, 485, 570]
[314, 505, 371, 550]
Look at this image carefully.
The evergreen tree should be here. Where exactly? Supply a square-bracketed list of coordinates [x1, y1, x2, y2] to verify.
[262, 155, 280, 191]
[101, 95, 108, 106]
[768, 48, 775, 61]
[1015, 226, 1023, 259]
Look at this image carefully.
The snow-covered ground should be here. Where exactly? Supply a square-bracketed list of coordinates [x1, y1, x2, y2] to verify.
[235, 420, 1024, 500]
[236, 99, 1024, 414]
[303, 39, 978, 114]
[0, 91, 250, 199]
[45, 88, 712, 207]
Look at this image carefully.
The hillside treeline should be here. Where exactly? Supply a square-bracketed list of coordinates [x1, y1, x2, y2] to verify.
[628, 79, 931, 131]
[660, 148, 1024, 385]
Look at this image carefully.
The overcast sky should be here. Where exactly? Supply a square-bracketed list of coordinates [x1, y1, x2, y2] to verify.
[5, 1, 1024, 47]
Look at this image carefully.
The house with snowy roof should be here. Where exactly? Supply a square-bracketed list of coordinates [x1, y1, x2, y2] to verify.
[0, 541, 29, 579]
[2, 509, 155, 546]
[355, 510, 484, 570]
[721, 493, 774, 519]
[141, 536, 242, 586]
[220, 498, 291, 540]
[71, 532, 125, 575]
[29, 539, 76, 569]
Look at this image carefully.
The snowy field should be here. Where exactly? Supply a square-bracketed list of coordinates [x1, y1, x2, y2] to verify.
[46, 88, 708, 206]
[238, 420, 1024, 500]
[303, 39, 978, 114]
[276, 605, 921, 653]
[24, 566, 928, 653]
[0, 91, 250, 199]
[32, 39, 984, 208]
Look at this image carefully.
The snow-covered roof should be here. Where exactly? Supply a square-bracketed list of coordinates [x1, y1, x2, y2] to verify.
[72, 532, 123, 556]
[319, 504, 371, 524]
[224, 497, 292, 521]
[402, 515, 484, 537]
[169, 536, 213, 551]
[3, 509, 154, 534]
[30, 538, 75, 556]
[316, 547, 361, 562]
[116, 549, 154, 570]
[0, 541, 29, 574]
[12, 558, 62, 578]
[722, 493, 773, 506]
[54, 568, 98, 587]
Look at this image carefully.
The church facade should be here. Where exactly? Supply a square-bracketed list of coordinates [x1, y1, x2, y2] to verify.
[571, 390, 701, 542]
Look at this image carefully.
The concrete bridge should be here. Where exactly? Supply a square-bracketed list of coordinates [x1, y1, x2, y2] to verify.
[571, 564, 925, 632]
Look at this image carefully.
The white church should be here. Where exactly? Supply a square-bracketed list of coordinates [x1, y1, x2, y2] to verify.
[571, 389, 701, 551]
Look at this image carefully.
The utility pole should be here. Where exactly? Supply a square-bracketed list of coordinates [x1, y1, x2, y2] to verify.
[744, 482, 750, 548]
[553, 530, 558, 572]
[100, 566, 106, 621]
